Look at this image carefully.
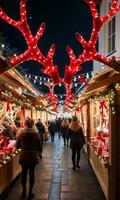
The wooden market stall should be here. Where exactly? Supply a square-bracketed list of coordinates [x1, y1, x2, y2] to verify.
[76, 67, 120, 200]
[0, 67, 45, 195]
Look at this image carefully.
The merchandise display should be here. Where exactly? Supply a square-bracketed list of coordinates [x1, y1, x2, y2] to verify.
[89, 129, 109, 163]
[0, 133, 19, 165]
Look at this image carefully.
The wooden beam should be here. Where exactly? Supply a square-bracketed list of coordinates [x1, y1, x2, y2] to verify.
[109, 56, 120, 72]
[78, 72, 120, 101]
[86, 74, 120, 94]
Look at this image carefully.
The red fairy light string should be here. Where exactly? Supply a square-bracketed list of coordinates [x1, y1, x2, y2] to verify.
[0, 0, 61, 84]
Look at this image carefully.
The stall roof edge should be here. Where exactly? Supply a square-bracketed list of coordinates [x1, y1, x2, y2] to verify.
[78, 67, 120, 101]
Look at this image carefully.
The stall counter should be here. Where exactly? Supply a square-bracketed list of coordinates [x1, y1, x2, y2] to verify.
[0, 153, 21, 194]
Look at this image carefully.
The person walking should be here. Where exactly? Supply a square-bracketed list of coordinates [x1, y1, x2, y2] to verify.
[61, 118, 69, 146]
[16, 118, 42, 199]
[35, 119, 45, 144]
[35, 119, 45, 159]
[67, 116, 85, 171]
[48, 121, 56, 142]
[56, 118, 62, 139]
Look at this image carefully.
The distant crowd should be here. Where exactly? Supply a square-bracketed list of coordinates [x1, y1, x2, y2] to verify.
[1, 116, 85, 199]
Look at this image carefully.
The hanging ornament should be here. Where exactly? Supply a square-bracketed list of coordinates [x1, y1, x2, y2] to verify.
[99, 100, 107, 124]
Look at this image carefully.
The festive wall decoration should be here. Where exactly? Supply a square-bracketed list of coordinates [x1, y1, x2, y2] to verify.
[109, 88, 116, 115]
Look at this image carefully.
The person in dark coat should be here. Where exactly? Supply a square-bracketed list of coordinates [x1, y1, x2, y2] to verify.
[56, 118, 62, 139]
[48, 121, 56, 142]
[16, 118, 42, 199]
[35, 119, 45, 159]
[35, 119, 45, 143]
[61, 118, 69, 146]
[67, 116, 85, 171]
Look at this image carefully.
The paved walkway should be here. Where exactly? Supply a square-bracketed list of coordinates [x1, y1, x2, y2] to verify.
[3, 135, 106, 200]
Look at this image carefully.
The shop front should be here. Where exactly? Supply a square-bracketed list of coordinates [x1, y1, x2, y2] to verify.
[75, 68, 120, 200]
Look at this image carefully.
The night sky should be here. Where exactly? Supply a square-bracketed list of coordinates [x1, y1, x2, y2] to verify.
[0, 0, 93, 95]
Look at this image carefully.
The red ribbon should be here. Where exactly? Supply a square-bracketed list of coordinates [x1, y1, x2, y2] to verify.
[99, 100, 107, 124]
[6, 100, 10, 112]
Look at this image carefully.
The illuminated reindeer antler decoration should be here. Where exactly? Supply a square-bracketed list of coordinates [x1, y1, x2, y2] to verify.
[64, 84, 78, 109]
[35, 81, 58, 109]
[0, 0, 61, 84]
[45, 88, 58, 108]
[64, 0, 120, 85]
[1, 0, 120, 112]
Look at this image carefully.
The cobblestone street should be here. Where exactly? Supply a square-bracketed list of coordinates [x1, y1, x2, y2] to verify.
[3, 135, 106, 200]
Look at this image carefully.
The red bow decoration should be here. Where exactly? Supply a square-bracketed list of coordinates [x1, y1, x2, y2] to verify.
[99, 100, 107, 124]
